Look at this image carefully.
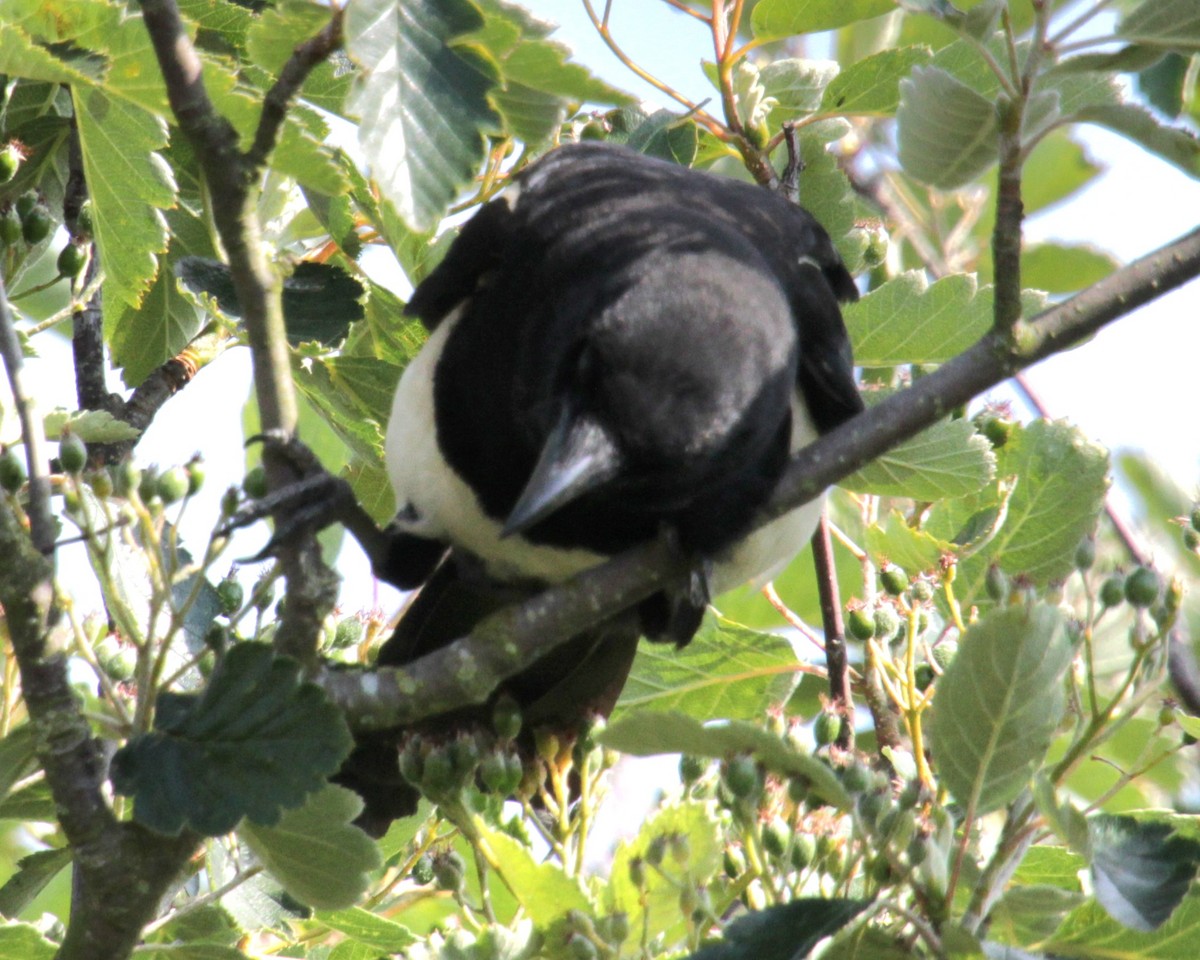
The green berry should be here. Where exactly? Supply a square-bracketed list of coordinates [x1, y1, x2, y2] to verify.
[724, 846, 746, 879]
[679, 754, 707, 785]
[87, 468, 113, 498]
[813, 710, 842, 747]
[847, 607, 875, 641]
[157, 465, 190, 504]
[491, 695, 523, 740]
[880, 564, 907, 596]
[0, 447, 26, 493]
[1100, 574, 1125, 608]
[138, 465, 160, 504]
[985, 564, 1010, 602]
[722, 755, 761, 799]
[215, 577, 244, 616]
[57, 242, 87, 278]
[398, 739, 424, 785]
[567, 936, 597, 960]
[15, 192, 37, 221]
[979, 413, 1013, 448]
[761, 817, 790, 858]
[58, 433, 87, 474]
[1074, 537, 1096, 571]
[839, 763, 871, 793]
[242, 465, 268, 499]
[628, 857, 647, 888]
[0, 208, 20, 245]
[599, 912, 629, 945]
[910, 578, 934, 603]
[410, 854, 434, 885]
[791, 834, 815, 871]
[21, 205, 52, 244]
[914, 663, 935, 691]
[431, 850, 465, 892]
[931, 640, 958, 670]
[1184, 528, 1200, 553]
[204, 623, 229, 653]
[419, 750, 456, 796]
[1124, 566, 1160, 608]
[185, 458, 204, 496]
[0, 144, 20, 183]
[874, 604, 901, 641]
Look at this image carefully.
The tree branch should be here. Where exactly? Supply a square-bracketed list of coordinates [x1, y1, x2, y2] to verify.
[322, 224, 1200, 729]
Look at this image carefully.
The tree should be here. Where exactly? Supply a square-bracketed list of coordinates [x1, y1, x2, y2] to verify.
[0, 0, 1199, 957]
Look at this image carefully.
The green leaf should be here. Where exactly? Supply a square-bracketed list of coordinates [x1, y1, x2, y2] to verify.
[0, 922, 56, 960]
[929, 603, 1070, 815]
[345, 0, 501, 230]
[1120, 0, 1200, 53]
[760, 58, 840, 124]
[625, 110, 699, 166]
[599, 712, 850, 810]
[843, 418, 996, 499]
[688, 899, 871, 960]
[72, 84, 174, 310]
[794, 131, 860, 268]
[617, 615, 801, 720]
[1020, 243, 1119, 294]
[1137, 52, 1191, 118]
[1073, 102, 1200, 178]
[138, 947, 248, 960]
[42, 409, 141, 443]
[0, 848, 72, 919]
[752, 0, 897, 39]
[110, 643, 353, 836]
[865, 510, 954, 575]
[990, 883, 1088, 944]
[897, 66, 998, 188]
[819, 46, 933, 116]
[239, 784, 381, 910]
[476, 826, 590, 925]
[1089, 815, 1200, 932]
[0, 725, 38, 803]
[316, 905, 418, 951]
[1047, 894, 1200, 959]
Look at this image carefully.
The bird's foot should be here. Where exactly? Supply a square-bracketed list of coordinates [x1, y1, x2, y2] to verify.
[638, 528, 713, 647]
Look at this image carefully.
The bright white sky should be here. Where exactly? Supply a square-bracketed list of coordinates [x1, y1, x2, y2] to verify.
[18, 1, 1200, 615]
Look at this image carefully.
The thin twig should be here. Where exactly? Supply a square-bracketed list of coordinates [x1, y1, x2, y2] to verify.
[812, 513, 853, 749]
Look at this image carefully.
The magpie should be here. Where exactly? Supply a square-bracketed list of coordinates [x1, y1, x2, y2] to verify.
[375, 140, 863, 641]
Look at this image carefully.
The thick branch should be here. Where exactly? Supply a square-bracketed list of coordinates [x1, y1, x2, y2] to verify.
[323, 224, 1200, 729]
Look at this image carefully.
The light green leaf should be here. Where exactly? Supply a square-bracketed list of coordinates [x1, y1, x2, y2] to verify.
[929, 603, 1070, 815]
[346, 0, 501, 230]
[1120, 0, 1200, 52]
[898, 66, 998, 188]
[687, 899, 871, 960]
[42, 408, 141, 443]
[0, 922, 56, 960]
[1047, 894, 1200, 959]
[819, 46, 933, 116]
[760, 58, 840, 123]
[317, 905, 417, 951]
[73, 85, 173, 311]
[1074, 102, 1200, 178]
[0, 848, 72, 920]
[599, 712, 850, 810]
[845, 272, 985, 364]
[843, 418, 995, 499]
[1021, 242, 1119, 294]
[617, 615, 801, 720]
[865, 510, 954, 575]
[239, 785, 381, 910]
[795, 131, 860, 268]
[752, 0, 897, 39]
[0, 725, 39, 804]
[138, 947, 248, 960]
[477, 825, 590, 924]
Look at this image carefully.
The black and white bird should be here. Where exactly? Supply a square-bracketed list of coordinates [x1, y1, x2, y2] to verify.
[375, 141, 862, 639]
[328, 141, 864, 833]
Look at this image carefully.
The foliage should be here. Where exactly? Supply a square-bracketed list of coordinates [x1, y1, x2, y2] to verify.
[0, 0, 1198, 959]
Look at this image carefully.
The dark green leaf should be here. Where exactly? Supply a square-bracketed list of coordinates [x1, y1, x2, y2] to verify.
[1119, 0, 1200, 53]
[843, 418, 996, 500]
[687, 899, 870, 960]
[898, 66, 998, 188]
[0, 725, 38, 803]
[0, 848, 72, 919]
[929, 603, 1070, 814]
[819, 46, 933, 116]
[1137, 52, 1192, 117]
[111, 643, 353, 836]
[617, 615, 801, 720]
[240, 785, 382, 910]
[1089, 815, 1200, 932]
[752, 0, 897, 39]
[625, 110, 699, 166]
[599, 712, 850, 810]
[345, 0, 501, 230]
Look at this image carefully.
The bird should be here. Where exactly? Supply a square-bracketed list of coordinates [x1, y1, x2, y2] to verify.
[326, 141, 864, 834]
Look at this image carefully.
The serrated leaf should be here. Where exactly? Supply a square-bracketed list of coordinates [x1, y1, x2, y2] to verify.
[0, 779, 56, 822]
[490, 81, 568, 146]
[865, 510, 953, 575]
[794, 131, 859, 267]
[42, 408, 141, 443]
[599, 712, 850, 810]
[929, 603, 1070, 815]
[245, 0, 352, 114]
[760, 58, 840, 124]
[1089, 815, 1200, 932]
[73, 85, 174, 310]
[346, 0, 501, 230]
[0, 848, 72, 919]
[845, 272, 983, 364]
[110, 643, 353, 836]
[476, 826, 590, 924]
[316, 905, 417, 951]
[1120, 0, 1200, 53]
[687, 899, 871, 960]
[1074, 102, 1200, 178]
[752, 0, 897, 39]
[1020, 242, 1119, 294]
[819, 46, 933, 116]
[898, 66, 998, 188]
[843, 418, 995, 499]
[0, 922, 56, 960]
[0, 725, 39, 802]
[617, 615, 801, 720]
[239, 784, 381, 910]
[1047, 893, 1200, 958]
[625, 110, 699, 166]
[608, 801, 724, 942]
